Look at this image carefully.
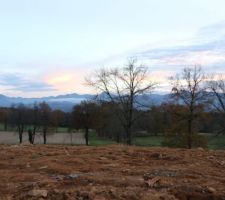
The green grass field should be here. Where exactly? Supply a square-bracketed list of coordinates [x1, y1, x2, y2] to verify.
[132, 136, 163, 147]
[88, 132, 225, 149]
[89, 132, 116, 146]
[88, 132, 163, 147]
[207, 135, 225, 149]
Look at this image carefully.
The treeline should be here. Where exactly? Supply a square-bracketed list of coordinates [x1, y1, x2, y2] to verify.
[0, 102, 70, 144]
[72, 101, 225, 148]
[0, 98, 224, 148]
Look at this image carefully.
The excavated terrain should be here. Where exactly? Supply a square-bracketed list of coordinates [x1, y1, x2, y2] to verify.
[0, 144, 225, 200]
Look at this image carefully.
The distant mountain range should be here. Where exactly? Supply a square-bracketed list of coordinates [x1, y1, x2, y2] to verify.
[0, 93, 169, 112]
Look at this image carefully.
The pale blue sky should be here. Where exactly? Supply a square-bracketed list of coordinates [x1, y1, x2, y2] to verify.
[0, 0, 225, 97]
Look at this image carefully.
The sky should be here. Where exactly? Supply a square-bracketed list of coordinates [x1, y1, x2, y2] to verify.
[0, 0, 225, 97]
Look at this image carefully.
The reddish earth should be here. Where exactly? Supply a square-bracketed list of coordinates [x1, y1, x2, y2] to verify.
[0, 144, 225, 200]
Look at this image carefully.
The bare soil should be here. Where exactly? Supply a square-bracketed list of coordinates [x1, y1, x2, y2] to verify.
[0, 132, 85, 145]
[0, 144, 225, 200]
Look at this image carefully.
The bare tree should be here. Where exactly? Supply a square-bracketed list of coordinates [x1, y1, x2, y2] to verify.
[27, 103, 40, 144]
[39, 102, 52, 144]
[11, 104, 27, 144]
[208, 75, 225, 134]
[170, 66, 208, 148]
[87, 59, 156, 145]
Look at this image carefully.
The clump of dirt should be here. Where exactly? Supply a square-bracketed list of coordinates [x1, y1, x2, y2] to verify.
[0, 144, 224, 200]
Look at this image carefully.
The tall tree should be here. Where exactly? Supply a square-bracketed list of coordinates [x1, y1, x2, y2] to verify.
[39, 102, 52, 144]
[170, 66, 208, 148]
[27, 103, 40, 144]
[72, 101, 97, 146]
[51, 109, 65, 132]
[0, 108, 11, 131]
[208, 75, 225, 134]
[87, 59, 155, 145]
[11, 104, 27, 144]
[95, 102, 123, 142]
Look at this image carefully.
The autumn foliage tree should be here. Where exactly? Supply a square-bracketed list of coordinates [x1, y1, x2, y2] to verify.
[94, 102, 124, 142]
[0, 108, 11, 131]
[208, 75, 225, 135]
[72, 101, 98, 145]
[39, 102, 52, 144]
[169, 66, 208, 148]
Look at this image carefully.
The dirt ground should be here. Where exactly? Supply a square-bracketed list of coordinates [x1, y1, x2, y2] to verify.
[0, 145, 225, 200]
[0, 132, 85, 145]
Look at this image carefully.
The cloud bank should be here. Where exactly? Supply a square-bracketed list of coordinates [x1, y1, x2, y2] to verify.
[0, 73, 56, 93]
[134, 21, 225, 74]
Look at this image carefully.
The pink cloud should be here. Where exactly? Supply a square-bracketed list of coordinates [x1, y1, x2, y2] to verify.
[160, 50, 225, 66]
[44, 68, 95, 94]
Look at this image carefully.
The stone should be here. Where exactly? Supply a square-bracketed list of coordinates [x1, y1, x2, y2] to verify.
[39, 165, 48, 169]
[208, 187, 216, 193]
[66, 173, 80, 179]
[28, 189, 48, 197]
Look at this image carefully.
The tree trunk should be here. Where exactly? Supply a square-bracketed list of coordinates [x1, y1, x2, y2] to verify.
[126, 90, 134, 145]
[126, 124, 132, 145]
[126, 104, 133, 145]
[85, 127, 89, 146]
[187, 118, 193, 149]
[43, 133, 46, 144]
[28, 128, 36, 144]
[32, 127, 36, 144]
[70, 132, 73, 145]
[18, 125, 23, 144]
[28, 129, 33, 144]
[43, 128, 47, 144]
[19, 132, 23, 144]
[4, 119, 8, 131]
